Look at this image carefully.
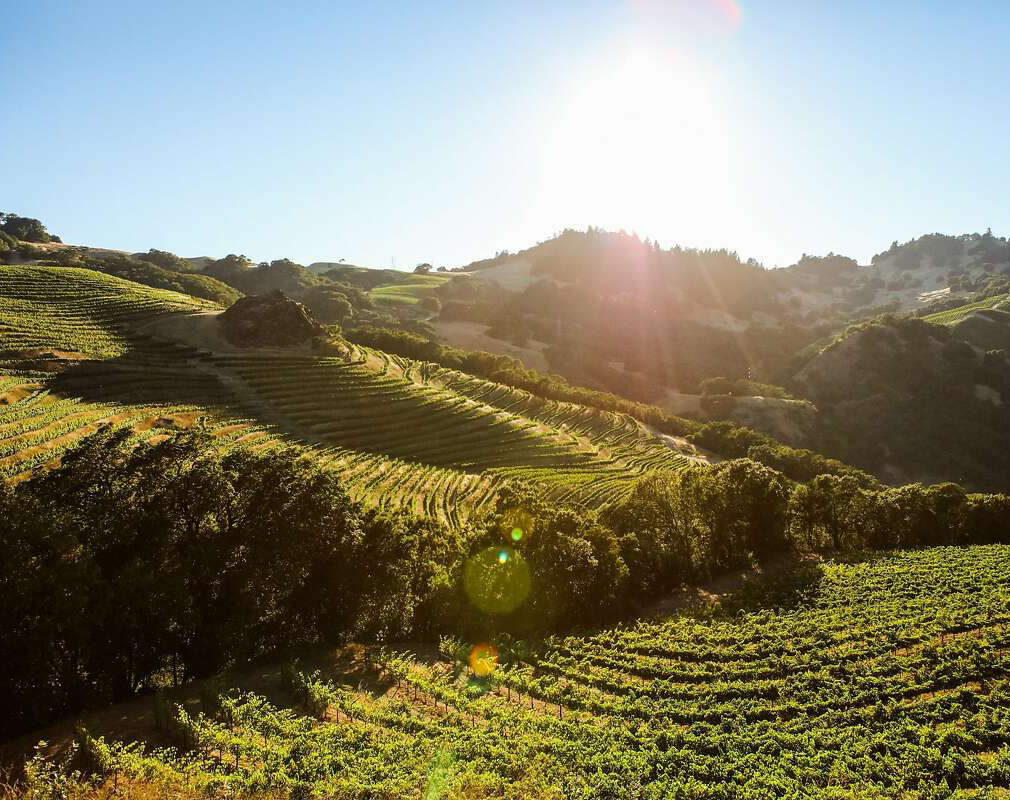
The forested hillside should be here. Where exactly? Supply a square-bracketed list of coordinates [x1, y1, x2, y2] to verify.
[792, 315, 1010, 489]
[357, 227, 1010, 491]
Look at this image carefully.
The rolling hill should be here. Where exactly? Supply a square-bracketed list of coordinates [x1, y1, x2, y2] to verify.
[7, 227, 1010, 800]
[0, 264, 695, 524]
[788, 314, 1010, 488]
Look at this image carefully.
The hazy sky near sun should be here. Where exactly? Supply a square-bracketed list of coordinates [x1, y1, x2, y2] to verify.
[3, 1, 1010, 270]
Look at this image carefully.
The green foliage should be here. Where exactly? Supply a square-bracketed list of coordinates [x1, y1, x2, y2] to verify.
[0, 212, 59, 243]
[873, 230, 1010, 268]
[450, 228, 828, 405]
[201, 253, 254, 282]
[74, 251, 241, 305]
[699, 393, 737, 417]
[797, 314, 1010, 490]
[688, 420, 877, 485]
[134, 248, 193, 272]
[300, 284, 355, 322]
[0, 229, 17, 256]
[0, 428, 464, 737]
[202, 257, 374, 320]
[322, 265, 414, 290]
[527, 228, 774, 314]
[606, 460, 791, 595]
[215, 258, 327, 296]
[23, 546, 1010, 798]
[700, 375, 794, 399]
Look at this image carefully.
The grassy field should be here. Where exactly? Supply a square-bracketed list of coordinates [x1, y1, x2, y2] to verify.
[368, 273, 451, 306]
[41, 545, 1010, 798]
[0, 265, 690, 524]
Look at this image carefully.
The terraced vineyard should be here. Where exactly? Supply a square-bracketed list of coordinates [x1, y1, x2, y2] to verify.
[73, 545, 1010, 797]
[0, 265, 692, 522]
[923, 294, 1009, 325]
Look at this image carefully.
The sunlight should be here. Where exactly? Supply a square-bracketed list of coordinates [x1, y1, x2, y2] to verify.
[542, 48, 730, 234]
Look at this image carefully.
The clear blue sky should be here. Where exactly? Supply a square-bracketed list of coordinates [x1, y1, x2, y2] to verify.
[3, 1, 1009, 269]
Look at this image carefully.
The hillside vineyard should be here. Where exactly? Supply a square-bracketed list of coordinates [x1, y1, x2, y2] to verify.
[5, 241, 1010, 799]
[0, 266, 689, 520]
[9, 0, 1010, 793]
[75, 547, 1010, 797]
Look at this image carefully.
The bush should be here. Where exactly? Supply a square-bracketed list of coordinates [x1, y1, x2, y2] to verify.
[699, 377, 735, 395]
[690, 421, 877, 485]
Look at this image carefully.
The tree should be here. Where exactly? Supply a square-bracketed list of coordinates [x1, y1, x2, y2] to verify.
[788, 474, 864, 550]
[135, 249, 191, 272]
[203, 254, 254, 282]
[1, 212, 58, 243]
[606, 471, 700, 595]
[302, 285, 354, 323]
[414, 263, 432, 274]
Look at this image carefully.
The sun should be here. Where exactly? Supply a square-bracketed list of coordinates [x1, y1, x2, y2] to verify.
[541, 48, 730, 235]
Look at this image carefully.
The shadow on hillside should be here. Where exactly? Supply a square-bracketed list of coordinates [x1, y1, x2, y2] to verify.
[40, 340, 271, 433]
[634, 551, 828, 626]
[717, 558, 827, 616]
[0, 644, 397, 770]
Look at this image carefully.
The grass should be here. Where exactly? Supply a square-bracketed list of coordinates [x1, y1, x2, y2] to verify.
[368, 273, 451, 306]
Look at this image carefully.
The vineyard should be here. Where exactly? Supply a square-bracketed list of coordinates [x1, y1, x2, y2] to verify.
[0, 265, 692, 522]
[66, 545, 1010, 798]
[923, 294, 1009, 325]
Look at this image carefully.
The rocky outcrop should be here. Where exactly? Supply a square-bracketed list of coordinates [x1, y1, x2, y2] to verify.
[219, 290, 325, 348]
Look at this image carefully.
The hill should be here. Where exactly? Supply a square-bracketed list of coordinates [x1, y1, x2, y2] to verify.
[433, 232, 852, 400]
[1, 240, 242, 306]
[14, 545, 1010, 797]
[6, 238, 1010, 798]
[0, 264, 695, 521]
[384, 229, 1010, 490]
[791, 315, 1010, 488]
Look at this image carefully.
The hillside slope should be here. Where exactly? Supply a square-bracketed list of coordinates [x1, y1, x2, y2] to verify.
[16, 545, 1010, 798]
[793, 315, 1010, 488]
[0, 265, 696, 522]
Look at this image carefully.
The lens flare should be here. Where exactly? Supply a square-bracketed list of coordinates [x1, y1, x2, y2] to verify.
[423, 750, 455, 800]
[468, 642, 499, 677]
[510, 527, 523, 542]
[463, 546, 531, 614]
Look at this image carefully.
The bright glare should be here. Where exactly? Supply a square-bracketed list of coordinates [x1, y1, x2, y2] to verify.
[468, 642, 500, 677]
[542, 48, 730, 236]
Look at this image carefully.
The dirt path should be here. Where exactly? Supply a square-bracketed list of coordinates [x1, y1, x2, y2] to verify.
[640, 552, 818, 619]
[645, 423, 719, 465]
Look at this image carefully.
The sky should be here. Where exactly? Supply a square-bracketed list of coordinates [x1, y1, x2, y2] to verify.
[2, 0, 1010, 270]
